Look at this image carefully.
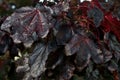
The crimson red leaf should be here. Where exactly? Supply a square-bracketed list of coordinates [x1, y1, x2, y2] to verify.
[102, 13, 120, 41]
[79, 0, 120, 42]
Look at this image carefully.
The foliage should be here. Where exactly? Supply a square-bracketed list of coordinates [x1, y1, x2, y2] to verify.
[0, 0, 120, 80]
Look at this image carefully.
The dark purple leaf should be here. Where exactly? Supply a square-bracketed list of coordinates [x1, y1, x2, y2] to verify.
[65, 34, 81, 56]
[0, 31, 14, 56]
[65, 34, 103, 64]
[46, 47, 64, 69]
[107, 33, 120, 61]
[75, 49, 91, 71]
[17, 43, 51, 79]
[52, 1, 69, 15]
[99, 0, 114, 11]
[108, 33, 120, 52]
[117, 7, 120, 19]
[88, 6, 103, 27]
[9, 44, 18, 59]
[1, 7, 51, 47]
[29, 43, 50, 78]
[56, 24, 73, 45]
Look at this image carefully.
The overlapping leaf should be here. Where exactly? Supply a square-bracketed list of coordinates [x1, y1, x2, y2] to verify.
[102, 13, 120, 41]
[0, 0, 120, 80]
[79, 0, 120, 42]
[17, 43, 51, 79]
[29, 43, 50, 78]
[65, 34, 103, 67]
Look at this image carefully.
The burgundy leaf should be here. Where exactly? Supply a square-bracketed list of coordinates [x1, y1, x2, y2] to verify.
[102, 13, 120, 41]
[91, 0, 120, 42]
[93, 0, 120, 42]
[79, 1, 90, 16]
